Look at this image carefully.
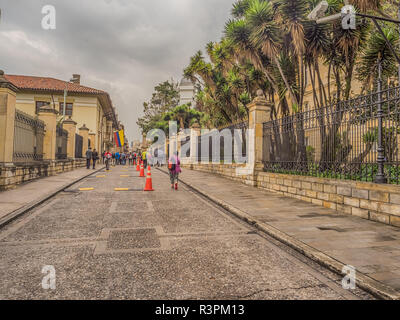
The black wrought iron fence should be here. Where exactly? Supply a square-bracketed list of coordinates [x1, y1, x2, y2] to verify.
[197, 121, 248, 163]
[13, 110, 45, 163]
[56, 126, 68, 160]
[263, 86, 400, 185]
[75, 134, 83, 158]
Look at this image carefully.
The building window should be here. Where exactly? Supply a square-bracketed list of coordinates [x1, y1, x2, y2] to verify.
[59, 102, 73, 116]
[36, 101, 49, 114]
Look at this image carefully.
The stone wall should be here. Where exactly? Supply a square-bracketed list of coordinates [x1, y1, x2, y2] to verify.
[257, 172, 400, 228]
[0, 159, 86, 191]
[183, 163, 400, 228]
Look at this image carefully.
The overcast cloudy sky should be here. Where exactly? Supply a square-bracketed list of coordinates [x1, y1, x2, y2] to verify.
[0, 0, 233, 141]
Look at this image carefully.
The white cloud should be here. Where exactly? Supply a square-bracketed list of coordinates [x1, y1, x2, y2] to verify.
[0, 30, 52, 55]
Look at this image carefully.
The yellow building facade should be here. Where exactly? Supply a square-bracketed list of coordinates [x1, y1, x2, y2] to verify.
[4, 74, 119, 153]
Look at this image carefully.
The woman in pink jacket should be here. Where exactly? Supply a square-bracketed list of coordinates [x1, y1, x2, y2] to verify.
[168, 151, 182, 190]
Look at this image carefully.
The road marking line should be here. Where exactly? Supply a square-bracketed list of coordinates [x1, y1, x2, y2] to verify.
[79, 188, 94, 191]
[114, 188, 130, 191]
[96, 175, 106, 178]
[120, 175, 129, 177]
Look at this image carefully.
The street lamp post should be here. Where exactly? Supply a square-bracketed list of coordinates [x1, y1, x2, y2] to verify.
[375, 60, 388, 184]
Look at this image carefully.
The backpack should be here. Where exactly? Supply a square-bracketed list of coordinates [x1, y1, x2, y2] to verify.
[168, 162, 176, 171]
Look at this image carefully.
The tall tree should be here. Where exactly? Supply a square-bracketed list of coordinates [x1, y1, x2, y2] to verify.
[137, 80, 180, 134]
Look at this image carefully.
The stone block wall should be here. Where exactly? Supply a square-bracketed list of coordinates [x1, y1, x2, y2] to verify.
[0, 159, 86, 191]
[258, 172, 400, 228]
[183, 163, 400, 228]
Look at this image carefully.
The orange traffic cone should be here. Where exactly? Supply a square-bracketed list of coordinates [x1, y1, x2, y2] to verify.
[144, 167, 154, 191]
[139, 164, 145, 177]
[136, 163, 140, 171]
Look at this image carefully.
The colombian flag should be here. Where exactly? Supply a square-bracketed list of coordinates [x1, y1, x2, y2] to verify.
[114, 130, 125, 147]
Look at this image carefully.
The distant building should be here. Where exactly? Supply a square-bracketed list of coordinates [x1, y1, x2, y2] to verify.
[179, 77, 196, 108]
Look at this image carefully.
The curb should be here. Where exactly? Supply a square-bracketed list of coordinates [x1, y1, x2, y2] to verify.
[156, 168, 400, 300]
[0, 166, 106, 229]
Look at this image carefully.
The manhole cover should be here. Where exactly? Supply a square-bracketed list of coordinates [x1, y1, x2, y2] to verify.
[107, 228, 161, 250]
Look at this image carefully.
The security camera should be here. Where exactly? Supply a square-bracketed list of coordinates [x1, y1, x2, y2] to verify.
[307, 1, 329, 21]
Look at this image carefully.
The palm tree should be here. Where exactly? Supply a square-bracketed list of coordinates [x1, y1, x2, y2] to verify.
[357, 25, 399, 91]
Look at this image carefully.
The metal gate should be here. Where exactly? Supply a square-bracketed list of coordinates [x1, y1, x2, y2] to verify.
[56, 126, 68, 160]
[13, 110, 45, 163]
[75, 134, 83, 158]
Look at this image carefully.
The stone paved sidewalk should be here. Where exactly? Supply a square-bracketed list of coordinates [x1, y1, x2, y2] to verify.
[0, 166, 104, 221]
[178, 169, 400, 294]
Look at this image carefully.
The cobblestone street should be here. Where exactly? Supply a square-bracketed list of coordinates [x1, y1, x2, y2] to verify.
[0, 165, 373, 300]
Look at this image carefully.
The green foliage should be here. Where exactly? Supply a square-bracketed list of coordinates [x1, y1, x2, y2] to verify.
[357, 25, 399, 89]
[137, 80, 180, 134]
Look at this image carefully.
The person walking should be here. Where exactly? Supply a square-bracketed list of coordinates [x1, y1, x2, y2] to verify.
[142, 150, 147, 168]
[105, 150, 112, 171]
[86, 147, 93, 169]
[115, 151, 120, 165]
[168, 151, 181, 190]
[92, 149, 99, 169]
[128, 152, 133, 166]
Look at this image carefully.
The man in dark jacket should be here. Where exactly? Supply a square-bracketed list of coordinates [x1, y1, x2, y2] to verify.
[86, 147, 93, 169]
[92, 149, 99, 169]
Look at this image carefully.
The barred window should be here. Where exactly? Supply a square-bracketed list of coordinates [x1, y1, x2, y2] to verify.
[59, 102, 73, 116]
[35, 101, 49, 114]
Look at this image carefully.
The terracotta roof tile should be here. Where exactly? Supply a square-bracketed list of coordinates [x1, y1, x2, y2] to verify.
[4, 74, 105, 95]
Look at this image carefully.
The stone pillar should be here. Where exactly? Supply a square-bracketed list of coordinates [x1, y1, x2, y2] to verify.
[0, 71, 18, 164]
[235, 90, 271, 184]
[247, 90, 272, 171]
[89, 133, 96, 152]
[189, 122, 201, 164]
[38, 105, 58, 161]
[79, 124, 90, 157]
[63, 117, 77, 159]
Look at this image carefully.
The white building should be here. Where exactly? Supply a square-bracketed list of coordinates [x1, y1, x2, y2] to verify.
[179, 77, 196, 108]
